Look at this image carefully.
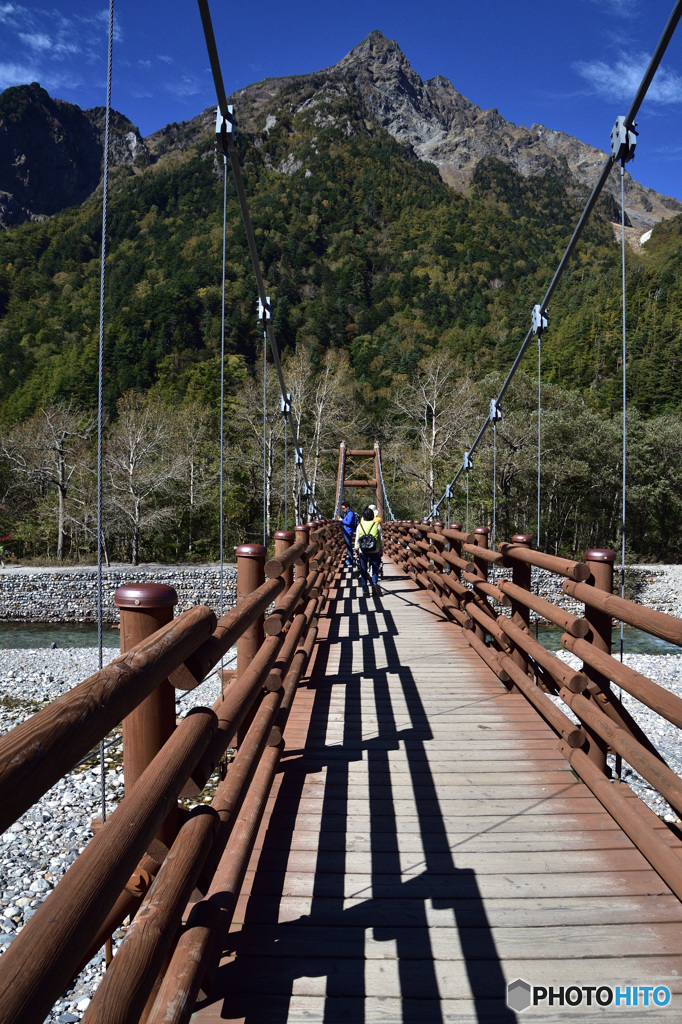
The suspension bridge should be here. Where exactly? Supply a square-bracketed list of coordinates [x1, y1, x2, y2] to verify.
[1, 0, 682, 1021]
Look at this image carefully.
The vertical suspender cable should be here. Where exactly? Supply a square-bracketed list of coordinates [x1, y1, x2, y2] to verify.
[284, 412, 288, 531]
[617, 163, 628, 778]
[536, 334, 542, 636]
[96, 0, 115, 827]
[492, 417, 497, 581]
[219, 156, 227, 623]
[260, 331, 266, 548]
[465, 471, 470, 534]
[537, 336, 542, 554]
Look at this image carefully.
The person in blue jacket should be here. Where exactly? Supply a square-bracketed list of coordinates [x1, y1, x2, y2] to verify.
[339, 501, 358, 567]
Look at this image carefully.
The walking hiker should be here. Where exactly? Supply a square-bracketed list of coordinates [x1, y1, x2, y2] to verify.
[368, 503, 384, 580]
[339, 501, 358, 567]
[355, 505, 383, 595]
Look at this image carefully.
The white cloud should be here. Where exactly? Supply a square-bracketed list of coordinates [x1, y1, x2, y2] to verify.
[574, 53, 682, 104]
[583, 0, 640, 16]
[19, 31, 51, 51]
[0, 3, 21, 22]
[0, 59, 38, 90]
[164, 74, 203, 98]
[0, 58, 79, 94]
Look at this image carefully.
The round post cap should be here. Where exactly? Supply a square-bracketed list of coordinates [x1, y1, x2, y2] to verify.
[584, 548, 616, 563]
[235, 543, 267, 559]
[511, 533, 533, 545]
[114, 583, 178, 609]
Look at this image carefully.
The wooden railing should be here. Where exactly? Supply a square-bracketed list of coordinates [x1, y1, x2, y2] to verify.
[384, 520, 682, 901]
[0, 520, 343, 1024]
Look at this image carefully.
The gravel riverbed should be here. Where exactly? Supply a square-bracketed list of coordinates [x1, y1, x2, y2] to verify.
[0, 564, 681, 1021]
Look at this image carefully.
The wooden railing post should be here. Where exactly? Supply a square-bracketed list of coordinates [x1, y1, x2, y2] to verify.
[471, 526, 489, 641]
[236, 543, 266, 746]
[294, 523, 310, 580]
[115, 582, 178, 848]
[509, 533, 532, 678]
[449, 522, 463, 584]
[581, 548, 615, 775]
[274, 530, 295, 592]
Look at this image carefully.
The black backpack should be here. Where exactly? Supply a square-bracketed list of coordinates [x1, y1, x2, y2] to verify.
[358, 522, 376, 552]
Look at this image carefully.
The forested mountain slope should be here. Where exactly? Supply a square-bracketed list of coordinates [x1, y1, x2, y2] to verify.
[0, 33, 680, 563]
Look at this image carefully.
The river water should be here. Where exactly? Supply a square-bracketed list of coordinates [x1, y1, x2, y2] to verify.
[0, 622, 121, 649]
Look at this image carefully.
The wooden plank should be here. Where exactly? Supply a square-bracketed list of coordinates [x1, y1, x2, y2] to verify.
[234, 892, 682, 928]
[215, 993, 677, 1024]
[244, 868, 672, 900]
[229, 921, 682, 960]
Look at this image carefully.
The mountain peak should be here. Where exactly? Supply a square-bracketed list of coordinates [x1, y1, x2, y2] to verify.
[336, 30, 406, 68]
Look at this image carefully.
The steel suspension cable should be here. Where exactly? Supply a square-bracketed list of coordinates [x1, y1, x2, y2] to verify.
[198, 0, 316, 514]
[492, 417, 497, 579]
[284, 411, 288, 530]
[432, 0, 682, 518]
[616, 162, 629, 779]
[376, 450, 396, 522]
[95, 0, 115, 827]
[263, 329, 267, 545]
[219, 156, 227, 624]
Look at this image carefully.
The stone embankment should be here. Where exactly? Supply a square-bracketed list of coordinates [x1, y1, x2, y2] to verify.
[0, 561, 677, 624]
[0, 563, 238, 622]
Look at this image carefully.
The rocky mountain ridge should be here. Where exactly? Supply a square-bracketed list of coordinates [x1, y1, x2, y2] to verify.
[0, 83, 148, 228]
[0, 32, 680, 232]
[252, 30, 681, 232]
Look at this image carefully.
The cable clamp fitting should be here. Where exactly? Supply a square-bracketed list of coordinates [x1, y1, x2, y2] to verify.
[280, 393, 291, 416]
[463, 451, 473, 472]
[531, 304, 548, 337]
[294, 449, 303, 466]
[489, 399, 502, 422]
[445, 484, 454, 500]
[257, 296, 272, 323]
[215, 105, 236, 156]
[610, 116, 637, 165]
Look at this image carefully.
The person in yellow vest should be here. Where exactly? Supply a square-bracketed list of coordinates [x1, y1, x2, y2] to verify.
[368, 504, 384, 581]
[355, 506, 383, 596]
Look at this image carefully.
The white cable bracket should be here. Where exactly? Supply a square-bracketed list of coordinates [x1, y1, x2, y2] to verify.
[257, 296, 272, 323]
[610, 116, 637, 165]
[294, 448, 303, 466]
[489, 398, 502, 422]
[215, 104, 236, 156]
[463, 451, 473, 472]
[280, 393, 291, 416]
[303, 482, 312, 497]
[445, 484, 454, 500]
[531, 304, 548, 337]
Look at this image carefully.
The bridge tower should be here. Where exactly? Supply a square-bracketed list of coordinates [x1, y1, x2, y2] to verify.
[335, 441, 384, 520]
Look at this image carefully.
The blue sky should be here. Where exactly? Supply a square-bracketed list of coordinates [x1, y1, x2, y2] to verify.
[0, 0, 681, 200]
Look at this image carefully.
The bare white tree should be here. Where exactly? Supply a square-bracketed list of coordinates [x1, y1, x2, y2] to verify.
[393, 353, 476, 514]
[105, 392, 181, 565]
[0, 401, 95, 560]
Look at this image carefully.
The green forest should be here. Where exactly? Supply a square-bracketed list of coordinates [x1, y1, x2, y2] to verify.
[0, 82, 681, 564]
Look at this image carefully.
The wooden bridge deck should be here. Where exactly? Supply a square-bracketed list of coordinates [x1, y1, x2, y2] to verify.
[195, 560, 682, 1023]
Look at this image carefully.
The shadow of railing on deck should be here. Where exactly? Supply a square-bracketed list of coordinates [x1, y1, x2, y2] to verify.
[203, 576, 518, 1024]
